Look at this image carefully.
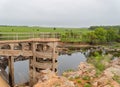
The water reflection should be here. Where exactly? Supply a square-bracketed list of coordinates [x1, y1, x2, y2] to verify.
[58, 52, 86, 75]
[6, 60, 29, 84]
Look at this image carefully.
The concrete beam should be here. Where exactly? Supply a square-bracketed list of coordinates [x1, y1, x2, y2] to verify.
[0, 50, 32, 56]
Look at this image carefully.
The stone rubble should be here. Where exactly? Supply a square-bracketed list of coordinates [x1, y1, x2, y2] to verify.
[34, 57, 120, 87]
[34, 69, 75, 87]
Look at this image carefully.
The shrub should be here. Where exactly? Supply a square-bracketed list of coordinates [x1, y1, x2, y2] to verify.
[112, 75, 120, 84]
[84, 83, 92, 87]
[75, 76, 80, 79]
[95, 63, 105, 71]
[94, 51, 100, 57]
[77, 80, 81, 83]
[82, 76, 90, 80]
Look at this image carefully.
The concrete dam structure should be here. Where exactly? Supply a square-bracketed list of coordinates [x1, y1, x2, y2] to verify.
[0, 32, 60, 87]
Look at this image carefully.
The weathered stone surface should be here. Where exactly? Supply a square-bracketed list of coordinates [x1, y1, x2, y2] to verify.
[103, 65, 120, 78]
[78, 62, 96, 78]
[92, 76, 120, 87]
[111, 58, 120, 66]
[92, 57, 120, 87]
[34, 69, 75, 87]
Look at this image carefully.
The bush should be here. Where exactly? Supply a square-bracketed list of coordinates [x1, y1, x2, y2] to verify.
[82, 76, 90, 80]
[112, 75, 120, 84]
[94, 51, 100, 57]
[84, 83, 92, 87]
[77, 80, 81, 83]
[94, 62, 105, 71]
[95, 69, 102, 77]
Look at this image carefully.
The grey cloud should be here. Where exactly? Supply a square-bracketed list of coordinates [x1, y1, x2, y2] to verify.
[0, 0, 120, 27]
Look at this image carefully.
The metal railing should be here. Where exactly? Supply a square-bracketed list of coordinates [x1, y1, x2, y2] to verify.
[0, 32, 61, 40]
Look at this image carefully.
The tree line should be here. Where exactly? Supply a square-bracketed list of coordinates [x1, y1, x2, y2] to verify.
[60, 26, 120, 44]
[82, 27, 120, 44]
[89, 25, 120, 30]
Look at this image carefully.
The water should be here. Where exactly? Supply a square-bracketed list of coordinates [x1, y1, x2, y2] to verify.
[58, 52, 86, 75]
[14, 60, 29, 84]
[6, 60, 29, 84]
[6, 52, 86, 84]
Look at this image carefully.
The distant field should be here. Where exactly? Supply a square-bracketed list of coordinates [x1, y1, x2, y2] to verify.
[0, 26, 89, 33]
[0, 26, 90, 42]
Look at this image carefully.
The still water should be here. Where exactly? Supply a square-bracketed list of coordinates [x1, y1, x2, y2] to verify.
[58, 52, 86, 75]
[8, 52, 86, 84]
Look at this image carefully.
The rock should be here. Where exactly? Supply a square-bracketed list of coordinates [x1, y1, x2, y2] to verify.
[92, 82, 98, 87]
[110, 80, 120, 87]
[103, 65, 120, 78]
[111, 58, 120, 66]
[34, 57, 120, 87]
[34, 69, 75, 87]
[78, 62, 96, 77]
[63, 71, 80, 79]
[36, 69, 56, 82]
[92, 58, 120, 87]
[103, 85, 111, 87]
[92, 76, 119, 87]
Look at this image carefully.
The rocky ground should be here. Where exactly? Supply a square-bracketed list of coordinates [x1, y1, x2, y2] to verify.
[33, 69, 75, 87]
[63, 56, 120, 87]
[34, 56, 120, 87]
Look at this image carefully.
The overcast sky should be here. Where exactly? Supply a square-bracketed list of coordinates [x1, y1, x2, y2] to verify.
[0, 0, 120, 27]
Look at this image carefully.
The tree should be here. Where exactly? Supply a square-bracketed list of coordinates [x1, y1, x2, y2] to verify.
[53, 27, 56, 30]
[106, 29, 117, 43]
[94, 28, 107, 43]
[87, 32, 97, 44]
[118, 29, 120, 35]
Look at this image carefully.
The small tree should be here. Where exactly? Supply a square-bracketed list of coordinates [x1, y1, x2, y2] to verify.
[53, 27, 56, 30]
[87, 32, 97, 44]
[94, 28, 107, 44]
[106, 29, 117, 43]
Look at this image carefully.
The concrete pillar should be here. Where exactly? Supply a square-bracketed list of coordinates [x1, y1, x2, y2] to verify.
[29, 42, 36, 87]
[29, 56, 33, 87]
[8, 56, 14, 87]
[9, 44, 14, 50]
[52, 42, 58, 72]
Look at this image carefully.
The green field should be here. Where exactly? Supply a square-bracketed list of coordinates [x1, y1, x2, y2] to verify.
[0, 26, 119, 43]
[0, 26, 89, 33]
[0, 26, 89, 42]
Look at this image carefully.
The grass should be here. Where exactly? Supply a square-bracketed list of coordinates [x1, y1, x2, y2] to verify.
[104, 42, 120, 49]
[82, 76, 90, 80]
[77, 80, 82, 83]
[112, 74, 120, 84]
[87, 52, 109, 73]
[0, 26, 88, 33]
[84, 83, 91, 87]
[0, 26, 90, 42]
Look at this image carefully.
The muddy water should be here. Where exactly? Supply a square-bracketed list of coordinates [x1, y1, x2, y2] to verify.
[6, 52, 86, 84]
